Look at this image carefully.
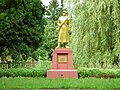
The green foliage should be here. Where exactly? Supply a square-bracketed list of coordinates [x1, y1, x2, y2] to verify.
[0, 67, 120, 78]
[0, 68, 46, 78]
[46, 0, 62, 21]
[0, 60, 51, 78]
[35, 60, 51, 71]
[78, 67, 120, 78]
[33, 0, 63, 61]
[71, 0, 120, 68]
[33, 20, 58, 60]
[0, 0, 45, 62]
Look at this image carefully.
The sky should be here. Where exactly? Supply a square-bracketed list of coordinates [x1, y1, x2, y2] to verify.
[41, 0, 51, 6]
[41, 0, 61, 6]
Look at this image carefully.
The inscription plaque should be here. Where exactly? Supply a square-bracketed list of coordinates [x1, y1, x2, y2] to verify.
[58, 55, 67, 63]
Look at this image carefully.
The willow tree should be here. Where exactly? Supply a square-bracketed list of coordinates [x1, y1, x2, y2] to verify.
[71, 0, 120, 68]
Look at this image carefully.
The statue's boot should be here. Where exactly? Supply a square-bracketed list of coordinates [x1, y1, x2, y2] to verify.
[64, 43, 69, 48]
[56, 43, 60, 48]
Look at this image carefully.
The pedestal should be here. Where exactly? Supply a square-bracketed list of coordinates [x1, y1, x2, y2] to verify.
[47, 48, 78, 78]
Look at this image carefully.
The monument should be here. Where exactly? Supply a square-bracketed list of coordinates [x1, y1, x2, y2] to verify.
[47, 10, 78, 78]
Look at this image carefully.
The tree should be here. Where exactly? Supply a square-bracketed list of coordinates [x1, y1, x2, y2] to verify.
[46, 0, 63, 22]
[34, 0, 63, 61]
[0, 0, 45, 63]
[71, 0, 120, 68]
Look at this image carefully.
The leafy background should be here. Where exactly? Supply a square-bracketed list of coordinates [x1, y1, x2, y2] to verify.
[0, 0, 120, 69]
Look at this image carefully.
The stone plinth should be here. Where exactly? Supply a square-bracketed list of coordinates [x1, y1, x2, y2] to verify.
[47, 70, 78, 78]
[47, 48, 78, 78]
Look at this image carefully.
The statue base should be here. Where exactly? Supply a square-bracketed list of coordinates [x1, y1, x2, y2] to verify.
[47, 48, 78, 78]
[47, 70, 78, 78]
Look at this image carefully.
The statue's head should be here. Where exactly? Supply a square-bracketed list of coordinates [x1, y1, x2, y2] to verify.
[62, 10, 68, 16]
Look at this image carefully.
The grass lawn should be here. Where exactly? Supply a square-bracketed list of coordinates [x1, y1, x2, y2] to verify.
[0, 77, 120, 89]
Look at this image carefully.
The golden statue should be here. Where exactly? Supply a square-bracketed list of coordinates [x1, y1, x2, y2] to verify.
[56, 10, 70, 48]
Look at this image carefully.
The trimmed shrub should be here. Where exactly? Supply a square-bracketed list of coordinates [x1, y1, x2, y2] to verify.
[1, 67, 120, 78]
[78, 67, 120, 78]
[0, 68, 46, 78]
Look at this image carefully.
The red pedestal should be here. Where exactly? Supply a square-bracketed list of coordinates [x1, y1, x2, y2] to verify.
[47, 48, 78, 78]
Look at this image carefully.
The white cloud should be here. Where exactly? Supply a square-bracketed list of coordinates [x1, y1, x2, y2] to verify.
[41, 0, 51, 6]
[41, 0, 61, 6]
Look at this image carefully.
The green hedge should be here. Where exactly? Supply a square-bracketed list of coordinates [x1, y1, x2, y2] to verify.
[0, 68, 46, 78]
[0, 68, 120, 78]
[78, 67, 120, 78]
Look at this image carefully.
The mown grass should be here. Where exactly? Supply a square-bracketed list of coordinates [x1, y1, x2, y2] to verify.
[0, 77, 120, 89]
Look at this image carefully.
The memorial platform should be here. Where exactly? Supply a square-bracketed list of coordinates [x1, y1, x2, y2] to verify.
[47, 48, 78, 78]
